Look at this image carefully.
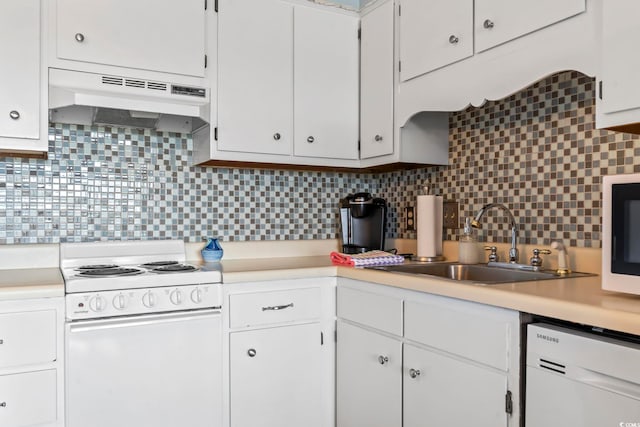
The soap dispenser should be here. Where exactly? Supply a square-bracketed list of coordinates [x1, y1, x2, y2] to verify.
[458, 217, 481, 264]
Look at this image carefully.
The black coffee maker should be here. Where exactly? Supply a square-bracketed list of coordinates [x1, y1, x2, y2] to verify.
[339, 193, 387, 254]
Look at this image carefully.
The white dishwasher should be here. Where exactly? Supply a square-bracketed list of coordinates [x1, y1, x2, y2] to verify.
[526, 323, 640, 427]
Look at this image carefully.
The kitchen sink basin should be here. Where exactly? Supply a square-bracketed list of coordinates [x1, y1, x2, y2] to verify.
[368, 263, 592, 284]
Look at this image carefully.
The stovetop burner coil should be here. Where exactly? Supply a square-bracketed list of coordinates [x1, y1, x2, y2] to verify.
[151, 264, 198, 273]
[78, 268, 144, 277]
[76, 264, 120, 270]
[140, 261, 180, 268]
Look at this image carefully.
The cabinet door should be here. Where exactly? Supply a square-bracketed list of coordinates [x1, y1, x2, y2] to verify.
[399, 0, 472, 81]
[230, 323, 323, 427]
[0, 310, 57, 369]
[404, 343, 508, 427]
[0, 0, 40, 140]
[336, 321, 402, 427]
[475, 0, 585, 53]
[56, 0, 205, 77]
[217, 0, 293, 156]
[0, 370, 57, 427]
[600, 0, 640, 115]
[293, 7, 359, 160]
[360, 1, 394, 159]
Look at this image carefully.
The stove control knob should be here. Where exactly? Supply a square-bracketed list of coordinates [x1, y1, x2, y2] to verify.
[142, 291, 156, 308]
[89, 295, 106, 312]
[113, 293, 128, 310]
[170, 289, 183, 305]
[191, 287, 203, 304]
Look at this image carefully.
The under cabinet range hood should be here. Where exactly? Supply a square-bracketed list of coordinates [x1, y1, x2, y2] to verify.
[48, 68, 210, 133]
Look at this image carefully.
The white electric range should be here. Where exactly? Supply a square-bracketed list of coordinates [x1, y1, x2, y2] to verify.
[61, 240, 223, 427]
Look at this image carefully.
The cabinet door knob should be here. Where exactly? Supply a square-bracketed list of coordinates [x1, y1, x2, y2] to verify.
[483, 19, 495, 29]
[0, 401, 6, 407]
[448, 35, 459, 44]
[409, 368, 421, 379]
[75, 33, 85, 42]
[273, 133, 281, 141]
[247, 348, 257, 357]
[9, 110, 20, 120]
[307, 136, 315, 143]
[378, 355, 389, 365]
[374, 134, 383, 142]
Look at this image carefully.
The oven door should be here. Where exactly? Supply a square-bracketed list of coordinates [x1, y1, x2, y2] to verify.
[66, 309, 221, 427]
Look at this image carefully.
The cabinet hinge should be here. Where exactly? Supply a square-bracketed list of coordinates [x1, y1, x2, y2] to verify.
[358, 140, 361, 151]
[205, 55, 208, 68]
[505, 390, 513, 415]
[334, 329, 337, 342]
[399, 61, 402, 73]
[358, 28, 361, 40]
[398, 4, 401, 16]
[321, 332, 324, 345]
[214, 127, 218, 141]
[215, 0, 219, 12]
[204, 0, 207, 10]
[599, 80, 603, 100]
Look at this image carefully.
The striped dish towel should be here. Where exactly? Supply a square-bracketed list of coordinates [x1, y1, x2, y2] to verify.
[330, 250, 405, 267]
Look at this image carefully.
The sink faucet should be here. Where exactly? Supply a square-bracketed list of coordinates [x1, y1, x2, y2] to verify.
[470, 203, 519, 263]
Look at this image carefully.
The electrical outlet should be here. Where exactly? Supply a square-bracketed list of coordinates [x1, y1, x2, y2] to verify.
[405, 206, 415, 231]
[443, 201, 459, 229]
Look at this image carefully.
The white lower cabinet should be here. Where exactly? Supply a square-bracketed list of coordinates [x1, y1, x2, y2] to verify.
[230, 323, 323, 427]
[336, 278, 521, 427]
[0, 370, 57, 427]
[336, 320, 402, 427]
[0, 298, 64, 427]
[225, 278, 335, 427]
[403, 343, 508, 427]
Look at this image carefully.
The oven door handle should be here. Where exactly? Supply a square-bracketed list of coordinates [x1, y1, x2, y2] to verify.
[67, 309, 221, 333]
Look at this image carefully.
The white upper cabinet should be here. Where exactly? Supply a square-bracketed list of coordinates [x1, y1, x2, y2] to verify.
[216, 0, 293, 156]
[474, 0, 586, 53]
[293, 7, 359, 160]
[597, 0, 640, 132]
[399, 0, 473, 81]
[0, 0, 45, 154]
[55, 0, 206, 77]
[360, 0, 394, 159]
[197, 0, 361, 167]
[399, 0, 586, 82]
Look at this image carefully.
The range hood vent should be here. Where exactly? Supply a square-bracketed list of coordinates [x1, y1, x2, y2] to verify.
[49, 68, 210, 134]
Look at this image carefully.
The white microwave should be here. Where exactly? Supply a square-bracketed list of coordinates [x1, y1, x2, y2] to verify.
[602, 173, 640, 295]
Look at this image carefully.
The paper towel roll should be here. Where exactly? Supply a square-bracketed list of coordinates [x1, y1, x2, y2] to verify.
[416, 195, 443, 258]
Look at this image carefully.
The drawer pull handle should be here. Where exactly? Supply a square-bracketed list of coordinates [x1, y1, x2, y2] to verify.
[409, 368, 421, 379]
[262, 303, 294, 311]
[378, 355, 389, 365]
[0, 401, 6, 407]
[0, 339, 3, 344]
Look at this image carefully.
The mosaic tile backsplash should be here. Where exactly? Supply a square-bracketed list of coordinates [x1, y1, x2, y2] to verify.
[382, 71, 640, 248]
[0, 71, 637, 247]
[0, 126, 377, 244]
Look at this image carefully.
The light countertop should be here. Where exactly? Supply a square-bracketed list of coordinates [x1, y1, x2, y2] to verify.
[0, 268, 65, 301]
[216, 255, 640, 336]
[3, 253, 640, 337]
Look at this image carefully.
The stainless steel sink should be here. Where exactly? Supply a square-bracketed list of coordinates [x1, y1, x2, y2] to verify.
[368, 263, 592, 284]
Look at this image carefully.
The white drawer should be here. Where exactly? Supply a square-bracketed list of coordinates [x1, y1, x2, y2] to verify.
[229, 287, 321, 329]
[337, 286, 403, 336]
[0, 310, 56, 369]
[0, 369, 57, 427]
[404, 300, 512, 371]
